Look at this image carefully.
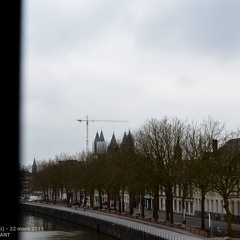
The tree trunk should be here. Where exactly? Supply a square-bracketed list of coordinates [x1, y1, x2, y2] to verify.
[182, 198, 186, 224]
[84, 188, 87, 206]
[223, 198, 232, 237]
[166, 194, 170, 221]
[169, 193, 174, 224]
[141, 194, 145, 218]
[53, 188, 56, 202]
[166, 188, 174, 223]
[118, 192, 121, 213]
[47, 188, 49, 202]
[79, 189, 82, 204]
[75, 188, 77, 203]
[90, 189, 94, 207]
[43, 190, 45, 201]
[153, 194, 159, 221]
[121, 190, 125, 212]
[201, 191, 205, 229]
[98, 188, 102, 210]
[129, 192, 134, 215]
[107, 192, 111, 212]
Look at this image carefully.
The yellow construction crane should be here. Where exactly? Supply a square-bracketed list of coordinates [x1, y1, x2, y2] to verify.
[77, 115, 129, 157]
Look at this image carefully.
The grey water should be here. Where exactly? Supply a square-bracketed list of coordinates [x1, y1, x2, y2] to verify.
[18, 210, 118, 240]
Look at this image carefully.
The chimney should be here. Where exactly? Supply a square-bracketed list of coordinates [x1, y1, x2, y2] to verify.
[212, 139, 218, 155]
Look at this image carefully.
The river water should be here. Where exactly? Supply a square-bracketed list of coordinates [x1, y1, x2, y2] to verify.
[18, 209, 118, 240]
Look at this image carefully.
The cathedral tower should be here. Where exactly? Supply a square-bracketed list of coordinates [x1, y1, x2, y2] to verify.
[92, 130, 107, 154]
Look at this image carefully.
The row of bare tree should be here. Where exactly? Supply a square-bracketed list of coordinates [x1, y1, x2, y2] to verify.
[30, 116, 240, 236]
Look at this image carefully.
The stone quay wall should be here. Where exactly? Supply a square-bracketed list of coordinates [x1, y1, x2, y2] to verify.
[19, 203, 164, 240]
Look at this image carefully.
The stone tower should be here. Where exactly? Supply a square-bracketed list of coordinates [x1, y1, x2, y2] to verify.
[92, 130, 107, 154]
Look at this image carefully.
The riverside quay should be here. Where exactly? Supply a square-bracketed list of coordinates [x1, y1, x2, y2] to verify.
[19, 202, 209, 240]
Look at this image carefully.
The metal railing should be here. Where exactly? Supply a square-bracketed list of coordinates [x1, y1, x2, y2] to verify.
[78, 209, 202, 240]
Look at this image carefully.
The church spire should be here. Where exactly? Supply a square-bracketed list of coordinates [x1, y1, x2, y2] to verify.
[99, 130, 105, 141]
[108, 132, 118, 151]
[32, 158, 37, 173]
[92, 130, 107, 154]
[94, 132, 100, 142]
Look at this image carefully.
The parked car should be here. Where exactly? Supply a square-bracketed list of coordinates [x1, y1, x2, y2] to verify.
[28, 196, 42, 201]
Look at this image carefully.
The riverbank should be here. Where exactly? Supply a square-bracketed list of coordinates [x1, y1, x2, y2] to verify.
[19, 202, 207, 240]
[18, 209, 117, 240]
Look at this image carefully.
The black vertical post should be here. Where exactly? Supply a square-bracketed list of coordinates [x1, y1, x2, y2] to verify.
[0, 0, 22, 239]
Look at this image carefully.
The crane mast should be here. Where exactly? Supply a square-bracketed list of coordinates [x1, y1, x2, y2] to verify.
[77, 115, 128, 157]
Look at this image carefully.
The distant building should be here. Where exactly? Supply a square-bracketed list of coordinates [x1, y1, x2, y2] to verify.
[121, 130, 134, 151]
[32, 158, 37, 173]
[92, 130, 107, 154]
[19, 158, 38, 198]
[19, 167, 31, 198]
[107, 132, 118, 152]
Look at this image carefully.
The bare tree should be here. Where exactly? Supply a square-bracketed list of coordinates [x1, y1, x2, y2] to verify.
[135, 118, 164, 220]
[134, 132, 152, 217]
[135, 116, 186, 223]
[175, 131, 195, 225]
[189, 116, 227, 229]
[211, 136, 240, 237]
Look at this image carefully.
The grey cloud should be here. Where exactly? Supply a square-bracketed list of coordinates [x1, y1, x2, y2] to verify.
[24, 0, 128, 58]
[21, 0, 240, 167]
[177, 75, 196, 90]
[134, 0, 240, 60]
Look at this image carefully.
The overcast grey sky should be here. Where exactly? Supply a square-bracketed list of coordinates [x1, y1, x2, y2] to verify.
[21, 0, 240, 167]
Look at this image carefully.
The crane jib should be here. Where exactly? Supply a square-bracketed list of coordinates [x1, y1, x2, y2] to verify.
[77, 116, 129, 157]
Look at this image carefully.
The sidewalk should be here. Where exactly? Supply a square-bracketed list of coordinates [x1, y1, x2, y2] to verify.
[25, 201, 207, 239]
[95, 209, 208, 239]
[143, 209, 240, 239]
[84, 206, 240, 239]
[24, 201, 240, 239]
